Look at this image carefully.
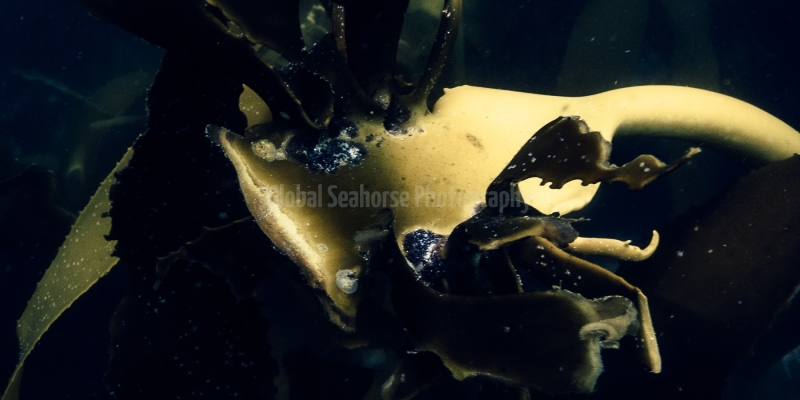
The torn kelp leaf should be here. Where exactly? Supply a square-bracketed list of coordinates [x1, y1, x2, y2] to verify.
[434, 114, 670, 372]
[488, 116, 700, 196]
[1, 149, 131, 400]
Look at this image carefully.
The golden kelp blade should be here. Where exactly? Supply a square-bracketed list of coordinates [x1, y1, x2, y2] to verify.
[2, 148, 133, 400]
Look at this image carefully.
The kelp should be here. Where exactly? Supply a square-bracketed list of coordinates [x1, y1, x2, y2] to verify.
[608, 155, 800, 398]
[4, 40, 251, 400]
[15, 69, 151, 210]
[378, 224, 642, 393]
[549, 155, 800, 399]
[5, 0, 800, 398]
[1, 148, 131, 400]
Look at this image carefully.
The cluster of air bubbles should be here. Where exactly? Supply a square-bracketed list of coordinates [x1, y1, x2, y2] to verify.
[403, 229, 447, 282]
[285, 134, 365, 174]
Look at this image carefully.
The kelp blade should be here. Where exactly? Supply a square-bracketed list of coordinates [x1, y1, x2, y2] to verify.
[1, 148, 133, 400]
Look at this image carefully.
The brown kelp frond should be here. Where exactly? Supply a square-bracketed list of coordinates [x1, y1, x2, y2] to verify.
[302, 34, 380, 122]
[568, 231, 660, 262]
[401, 0, 462, 110]
[1, 149, 132, 400]
[509, 236, 661, 373]
[79, 0, 461, 132]
[611, 155, 800, 396]
[488, 116, 700, 197]
[377, 216, 640, 393]
[329, 3, 347, 60]
[206, 0, 305, 62]
[432, 114, 672, 372]
[77, 0, 319, 129]
[389, 0, 462, 131]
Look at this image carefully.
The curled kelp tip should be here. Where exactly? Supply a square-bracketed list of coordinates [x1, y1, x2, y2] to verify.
[509, 236, 662, 373]
[613, 156, 800, 393]
[568, 230, 660, 261]
[579, 296, 640, 348]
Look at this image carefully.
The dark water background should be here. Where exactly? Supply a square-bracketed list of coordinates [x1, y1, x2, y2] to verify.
[1, 0, 798, 398]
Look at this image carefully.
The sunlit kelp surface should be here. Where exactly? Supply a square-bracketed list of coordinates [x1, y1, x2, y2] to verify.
[1, 0, 800, 400]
